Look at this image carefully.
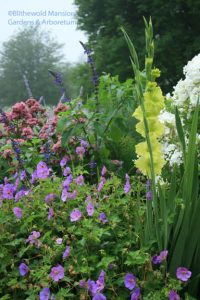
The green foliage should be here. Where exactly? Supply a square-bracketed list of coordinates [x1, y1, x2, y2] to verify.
[64, 63, 94, 100]
[0, 170, 184, 299]
[169, 103, 200, 297]
[0, 16, 199, 300]
[123, 18, 200, 299]
[175, 107, 187, 163]
[57, 73, 140, 174]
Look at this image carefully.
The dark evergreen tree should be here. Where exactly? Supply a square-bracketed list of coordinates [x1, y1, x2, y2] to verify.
[75, 0, 200, 91]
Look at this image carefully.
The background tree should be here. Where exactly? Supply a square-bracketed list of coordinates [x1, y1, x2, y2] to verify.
[74, 0, 200, 92]
[63, 63, 94, 100]
[0, 26, 71, 106]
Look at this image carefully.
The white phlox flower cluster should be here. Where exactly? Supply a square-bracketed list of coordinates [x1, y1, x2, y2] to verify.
[159, 53, 200, 166]
[173, 53, 200, 109]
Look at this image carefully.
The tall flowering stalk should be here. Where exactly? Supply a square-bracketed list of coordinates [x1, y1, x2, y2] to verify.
[133, 82, 165, 176]
[123, 21, 200, 297]
[80, 41, 100, 149]
[48, 69, 71, 103]
[11, 140, 24, 170]
[122, 19, 165, 249]
[80, 41, 99, 107]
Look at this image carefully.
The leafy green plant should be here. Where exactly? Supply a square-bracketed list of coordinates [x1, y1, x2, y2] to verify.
[122, 18, 200, 298]
[0, 168, 185, 299]
[0, 16, 199, 300]
[56, 74, 140, 175]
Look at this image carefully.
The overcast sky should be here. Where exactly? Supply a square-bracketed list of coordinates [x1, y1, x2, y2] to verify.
[0, 0, 87, 63]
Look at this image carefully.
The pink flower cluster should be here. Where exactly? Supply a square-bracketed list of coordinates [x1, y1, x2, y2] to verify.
[39, 116, 58, 140]
[5, 98, 46, 140]
[54, 103, 69, 114]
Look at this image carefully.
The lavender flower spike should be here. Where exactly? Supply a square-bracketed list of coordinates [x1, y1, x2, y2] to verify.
[80, 41, 99, 105]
